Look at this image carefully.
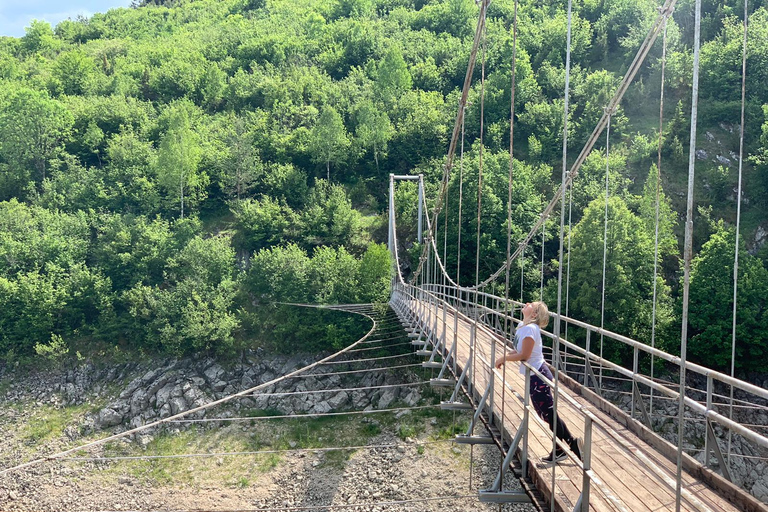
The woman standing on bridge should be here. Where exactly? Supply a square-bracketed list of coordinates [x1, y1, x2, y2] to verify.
[495, 301, 582, 464]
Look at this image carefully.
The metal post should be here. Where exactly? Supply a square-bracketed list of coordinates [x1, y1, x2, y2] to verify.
[388, 174, 395, 253]
[522, 365, 530, 479]
[632, 346, 638, 419]
[580, 416, 593, 512]
[417, 174, 424, 244]
[705, 375, 712, 468]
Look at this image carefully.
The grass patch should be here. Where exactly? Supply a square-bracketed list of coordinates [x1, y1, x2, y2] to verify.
[321, 449, 353, 469]
[0, 377, 11, 397]
[23, 403, 91, 443]
[90, 413, 389, 487]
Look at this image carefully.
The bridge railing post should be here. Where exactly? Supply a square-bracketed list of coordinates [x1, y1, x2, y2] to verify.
[522, 365, 530, 480]
[580, 415, 593, 512]
[632, 345, 638, 420]
[705, 374, 712, 469]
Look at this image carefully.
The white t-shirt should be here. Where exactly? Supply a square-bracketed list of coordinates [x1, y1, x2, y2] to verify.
[515, 323, 545, 375]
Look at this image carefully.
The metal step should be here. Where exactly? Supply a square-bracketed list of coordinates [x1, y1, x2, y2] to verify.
[455, 435, 496, 445]
[430, 378, 455, 387]
[478, 491, 531, 504]
[440, 401, 473, 411]
[415, 349, 432, 356]
[422, 361, 443, 369]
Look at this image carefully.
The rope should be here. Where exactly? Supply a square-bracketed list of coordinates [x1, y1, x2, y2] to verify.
[677, 0, 702, 508]
[728, 0, 749, 467]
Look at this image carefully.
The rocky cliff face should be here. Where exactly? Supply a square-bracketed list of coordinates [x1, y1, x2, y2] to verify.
[0, 350, 423, 439]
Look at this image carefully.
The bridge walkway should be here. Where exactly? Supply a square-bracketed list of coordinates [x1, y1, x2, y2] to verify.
[403, 297, 745, 512]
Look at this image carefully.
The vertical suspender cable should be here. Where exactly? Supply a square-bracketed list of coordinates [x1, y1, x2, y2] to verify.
[651, 11, 670, 419]
[520, 245, 525, 305]
[677, 0, 701, 509]
[457, 109, 466, 289]
[475, 6, 487, 294]
[600, 113, 612, 390]
[540, 222, 545, 300]
[564, 181, 573, 369]
[501, 0, 520, 483]
[443, 177, 449, 295]
[552, 0, 573, 509]
[470, 3, 488, 490]
[729, 0, 749, 467]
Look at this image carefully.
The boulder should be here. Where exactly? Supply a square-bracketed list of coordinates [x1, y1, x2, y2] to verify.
[96, 408, 123, 428]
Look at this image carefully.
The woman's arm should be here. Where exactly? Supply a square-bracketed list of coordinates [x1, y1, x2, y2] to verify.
[494, 336, 534, 368]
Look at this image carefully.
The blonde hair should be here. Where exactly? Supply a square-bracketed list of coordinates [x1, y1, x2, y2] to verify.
[520, 301, 550, 329]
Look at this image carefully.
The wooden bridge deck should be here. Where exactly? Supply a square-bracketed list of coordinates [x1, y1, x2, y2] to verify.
[404, 298, 749, 512]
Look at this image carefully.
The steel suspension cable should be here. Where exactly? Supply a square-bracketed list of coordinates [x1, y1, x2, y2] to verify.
[651, 11, 670, 419]
[168, 405, 441, 424]
[551, 0, 573, 507]
[249, 381, 429, 398]
[677, 0, 702, 509]
[728, 0, 749, 467]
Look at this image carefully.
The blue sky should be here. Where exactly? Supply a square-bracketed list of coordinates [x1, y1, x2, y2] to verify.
[0, 1, 133, 38]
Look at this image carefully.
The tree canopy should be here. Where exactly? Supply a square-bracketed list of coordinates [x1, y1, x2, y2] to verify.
[0, 0, 766, 373]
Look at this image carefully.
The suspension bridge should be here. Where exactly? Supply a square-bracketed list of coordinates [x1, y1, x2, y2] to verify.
[2, 0, 768, 511]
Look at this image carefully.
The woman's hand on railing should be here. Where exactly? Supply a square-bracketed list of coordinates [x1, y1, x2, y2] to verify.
[495, 352, 516, 369]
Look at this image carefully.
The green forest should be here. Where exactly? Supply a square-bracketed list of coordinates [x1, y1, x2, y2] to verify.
[1, 0, 767, 374]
